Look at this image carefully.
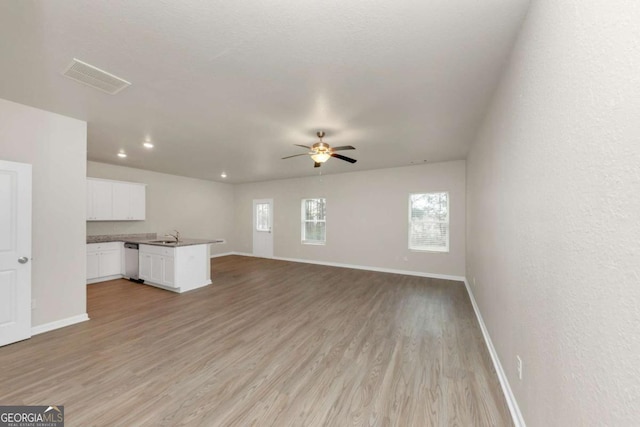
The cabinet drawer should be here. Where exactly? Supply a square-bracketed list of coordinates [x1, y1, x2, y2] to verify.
[139, 244, 175, 257]
[87, 242, 122, 252]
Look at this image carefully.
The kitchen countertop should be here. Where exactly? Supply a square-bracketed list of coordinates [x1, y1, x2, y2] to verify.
[87, 233, 225, 247]
[138, 238, 224, 247]
[87, 233, 156, 243]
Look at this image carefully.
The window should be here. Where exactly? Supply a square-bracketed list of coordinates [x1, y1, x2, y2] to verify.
[409, 192, 449, 252]
[255, 202, 270, 231]
[302, 198, 326, 244]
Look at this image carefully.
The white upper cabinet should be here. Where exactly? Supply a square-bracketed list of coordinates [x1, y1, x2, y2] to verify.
[87, 179, 113, 220]
[112, 181, 146, 220]
[129, 183, 146, 220]
[87, 178, 146, 221]
[111, 182, 130, 220]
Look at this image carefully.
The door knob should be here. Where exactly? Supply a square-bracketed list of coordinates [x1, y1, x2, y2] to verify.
[18, 257, 29, 264]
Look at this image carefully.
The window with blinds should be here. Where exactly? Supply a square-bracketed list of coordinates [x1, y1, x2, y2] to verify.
[302, 198, 326, 244]
[409, 192, 449, 252]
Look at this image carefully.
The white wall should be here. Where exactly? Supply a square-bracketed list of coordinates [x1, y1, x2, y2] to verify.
[0, 98, 87, 327]
[466, 1, 640, 425]
[87, 161, 235, 255]
[235, 161, 465, 277]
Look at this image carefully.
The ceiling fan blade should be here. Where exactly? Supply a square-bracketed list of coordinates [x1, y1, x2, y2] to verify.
[282, 153, 311, 159]
[330, 145, 356, 151]
[331, 153, 357, 164]
[314, 162, 321, 168]
[294, 144, 311, 149]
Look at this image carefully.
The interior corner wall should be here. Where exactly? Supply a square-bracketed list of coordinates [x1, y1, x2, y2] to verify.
[0, 97, 87, 328]
[465, 1, 640, 425]
[86, 161, 235, 256]
[233, 161, 466, 277]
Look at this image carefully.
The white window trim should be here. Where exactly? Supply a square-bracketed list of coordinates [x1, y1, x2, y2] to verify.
[301, 198, 326, 245]
[408, 191, 450, 253]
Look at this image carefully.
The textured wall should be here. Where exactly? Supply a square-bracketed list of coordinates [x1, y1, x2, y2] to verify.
[234, 161, 466, 277]
[87, 162, 235, 255]
[466, 0, 640, 425]
[0, 98, 87, 327]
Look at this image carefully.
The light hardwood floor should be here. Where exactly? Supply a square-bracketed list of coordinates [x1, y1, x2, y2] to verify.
[0, 255, 512, 426]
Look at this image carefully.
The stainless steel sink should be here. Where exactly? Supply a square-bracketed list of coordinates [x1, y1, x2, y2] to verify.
[148, 240, 177, 244]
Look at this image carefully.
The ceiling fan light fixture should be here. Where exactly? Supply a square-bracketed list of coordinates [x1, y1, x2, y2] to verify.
[282, 130, 357, 168]
[310, 152, 330, 163]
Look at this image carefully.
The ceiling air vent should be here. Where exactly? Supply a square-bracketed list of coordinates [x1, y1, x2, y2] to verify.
[62, 58, 131, 95]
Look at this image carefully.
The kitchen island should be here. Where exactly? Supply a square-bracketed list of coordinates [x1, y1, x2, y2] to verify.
[86, 233, 224, 292]
[138, 238, 216, 293]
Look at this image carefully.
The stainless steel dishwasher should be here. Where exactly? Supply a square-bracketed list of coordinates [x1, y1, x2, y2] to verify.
[124, 242, 143, 282]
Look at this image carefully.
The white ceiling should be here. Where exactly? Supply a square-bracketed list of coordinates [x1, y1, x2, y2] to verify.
[0, 0, 529, 183]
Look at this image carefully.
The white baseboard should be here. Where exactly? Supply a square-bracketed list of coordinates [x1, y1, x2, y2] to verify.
[230, 252, 465, 282]
[87, 274, 123, 284]
[233, 252, 254, 257]
[210, 251, 235, 259]
[463, 279, 526, 427]
[31, 313, 90, 336]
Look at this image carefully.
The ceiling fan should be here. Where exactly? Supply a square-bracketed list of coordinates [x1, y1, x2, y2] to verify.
[282, 131, 357, 168]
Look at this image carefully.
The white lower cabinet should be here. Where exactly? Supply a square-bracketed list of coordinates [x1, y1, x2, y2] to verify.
[150, 253, 163, 283]
[99, 249, 121, 277]
[138, 244, 209, 293]
[87, 251, 100, 280]
[139, 253, 152, 281]
[138, 252, 175, 287]
[139, 245, 176, 289]
[162, 256, 175, 287]
[86, 242, 124, 283]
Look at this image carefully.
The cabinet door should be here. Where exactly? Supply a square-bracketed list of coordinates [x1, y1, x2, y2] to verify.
[129, 184, 146, 220]
[99, 249, 121, 277]
[111, 182, 130, 220]
[87, 252, 100, 279]
[162, 257, 175, 287]
[91, 180, 113, 220]
[150, 254, 163, 283]
[139, 253, 152, 280]
[86, 180, 93, 220]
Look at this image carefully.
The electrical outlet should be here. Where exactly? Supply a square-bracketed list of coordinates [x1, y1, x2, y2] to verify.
[31, 299, 36, 310]
[517, 355, 523, 380]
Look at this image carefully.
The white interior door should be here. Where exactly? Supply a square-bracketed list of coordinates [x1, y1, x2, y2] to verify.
[253, 199, 273, 258]
[0, 160, 32, 347]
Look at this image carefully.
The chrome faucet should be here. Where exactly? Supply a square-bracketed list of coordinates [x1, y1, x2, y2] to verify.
[165, 230, 180, 243]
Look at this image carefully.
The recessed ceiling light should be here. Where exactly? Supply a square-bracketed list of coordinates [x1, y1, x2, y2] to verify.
[117, 152, 127, 158]
[143, 142, 154, 148]
[221, 172, 227, 178]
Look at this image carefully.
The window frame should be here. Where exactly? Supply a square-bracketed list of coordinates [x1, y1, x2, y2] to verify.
[301, 197, 327, 245]
[408, 191, 450, 253]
